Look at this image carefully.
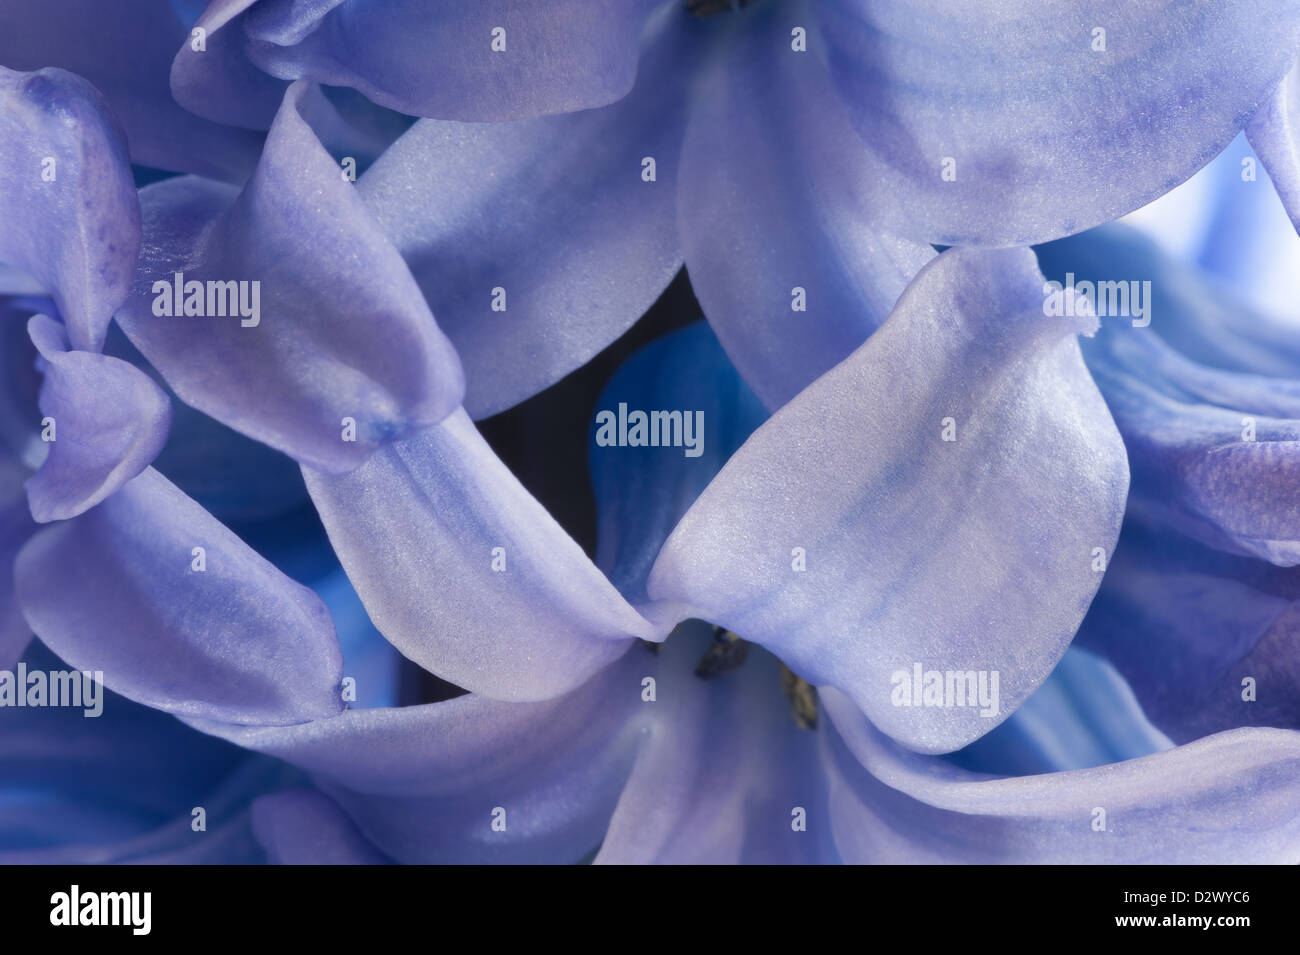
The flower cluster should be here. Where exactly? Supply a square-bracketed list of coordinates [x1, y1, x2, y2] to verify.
[2, 0, 1300, 864]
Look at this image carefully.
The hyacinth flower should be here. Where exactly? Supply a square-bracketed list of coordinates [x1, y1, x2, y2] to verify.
[143, 0, 1300, 419]
[2, 4, 1300, 866]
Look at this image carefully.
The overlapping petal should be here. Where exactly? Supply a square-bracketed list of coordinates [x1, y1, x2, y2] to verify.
[304, 409, 654, 701]
[0, 0, 263, 180]
[114, 81, 464, 473]
[816, 0, 1300, 245]
[822, 688, 1300, 863]
[1038, 226, 1300, 565]
[251, 789, 388, 864]
[596, 623, 835, 864]
[1039, 223, 1300, 378]
[357, 7, 701, 419]
[189, 644, 649, 864]
[14, 467, 345, 724]
[678, 3, 934, 410]
[0, 65, 139, 352]
[1078, 519, 1300, 744]
[1246, 55, 1300, 231]
[590, 321, 765, 612]
[949, 647, 1173, 778]
[25, 314, 171, 522]
[648, 247, 1130, 753]
[177, 0, 666, 125]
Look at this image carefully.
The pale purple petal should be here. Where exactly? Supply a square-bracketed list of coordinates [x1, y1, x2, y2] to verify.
[114, 81, 464, 473]
[1085, 326, 1300, 566]
[1246, 55, 1300, 231]
[822, 688, 1300, 863]
[1079, 519, 1300, 744]
[357, 8, 700, 419]
[648, 248, 1130, 753]
[14, 467, 345, 724]
[187, 645, 648, 863]
[25, 314, 171, 522]
[304, 409, 654, 701]
[0, 0, 263, 180]
[251, 789, 388, 864]
[678, 4, 933, 410]
[817, 0, 1300, 245]
[179, 0, 667, 123]
[0, 66, 139, 352]
[596, 623, 835, 864]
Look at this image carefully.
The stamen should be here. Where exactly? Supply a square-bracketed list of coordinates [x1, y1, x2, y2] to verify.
[694, 627, 750, 679]
[686, 0, 755, 18]
[780, 665, 818, 730]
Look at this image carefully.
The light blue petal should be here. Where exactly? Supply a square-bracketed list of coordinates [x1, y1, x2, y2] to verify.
[816, 0, 1300, 245]
[114, 82, 464, 473]
[678, 3, 933, 409]
[648, 247, 1129, 753]
[823, 688, 1300, 863]
[304, 409, 655, 702]
[358, 7, 703, 419]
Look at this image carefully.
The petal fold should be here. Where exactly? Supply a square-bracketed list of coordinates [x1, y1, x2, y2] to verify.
[823, 689, 1300, 863]
[177, 0, 665, 124]
[0, 65, 140, 352]
[678, 5, 934, 409]
[304, 409, 654, 701]
[25, 314, 171, 522]
[358, 8, 701, 419]
[114, 81, 464, 473]
[188, 645, 648, 863]
[649, 247, 1129, 753]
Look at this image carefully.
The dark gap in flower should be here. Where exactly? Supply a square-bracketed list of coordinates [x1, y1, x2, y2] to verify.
[401, 660, 468, 706]
[687, 0, 756, 18]
[478, 267, 702, 557]
[780, 665, 818, 730]
[694, 626, 749, 679]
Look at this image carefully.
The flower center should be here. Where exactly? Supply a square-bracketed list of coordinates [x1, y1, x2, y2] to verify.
[686, 0, 756, 17]
[691, 626, 818, 729]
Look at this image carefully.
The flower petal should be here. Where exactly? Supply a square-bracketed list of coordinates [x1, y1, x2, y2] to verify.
[596, 623, 836, 864]
[114, 81, 464, 473]
[1037, 226, 1300, 565]
[1078, 518, 1300, 744]
[1246, 55, 1300, 232]
[1038, 223, 1300, 378]
[183, 0, 667, 123]
[822, 688, 1300, 863]
[187, 645, 648, 864]
[24, 314, 171, 522]
[0, 66, 139, 352]
[816, 0, 1300, 245]
[648, 247, 1130, 753]
[949, 646, 1173, 778]
[303, 409, 654, 701]
[0, 458, 35, 668]
[590, 322, 765, 613]
[678, 5, 933, 410]
[0, 640, 281, 862]
[0, 0, 263, 180]
[357, 8, 700, 419]
[251, 789, 388, 864]
[14, 467, 345, 724]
